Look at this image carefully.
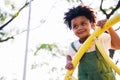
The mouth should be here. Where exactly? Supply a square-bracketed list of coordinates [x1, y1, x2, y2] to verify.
[78, 30, 86, 34]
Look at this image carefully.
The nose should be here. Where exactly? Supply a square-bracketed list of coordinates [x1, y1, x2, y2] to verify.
[72, 25, 83, 30]
[77, 26, 82, 30]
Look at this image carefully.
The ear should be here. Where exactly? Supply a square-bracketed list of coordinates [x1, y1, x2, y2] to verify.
[91, 22, 96, 30]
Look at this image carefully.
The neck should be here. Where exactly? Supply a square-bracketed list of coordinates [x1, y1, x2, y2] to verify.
[79, 36, 89, 43]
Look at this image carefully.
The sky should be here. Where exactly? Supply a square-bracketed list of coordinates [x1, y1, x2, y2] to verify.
[0, 0, 120, 80]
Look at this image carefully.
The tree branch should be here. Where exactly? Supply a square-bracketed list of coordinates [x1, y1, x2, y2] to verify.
[115, 26, 120, 31]
[100, 0, 120, 19]
[109, 0, 120, 17]
[0, 0, 33, 30]
[0, 36, 14, 42]
[100, 0, 108, 18]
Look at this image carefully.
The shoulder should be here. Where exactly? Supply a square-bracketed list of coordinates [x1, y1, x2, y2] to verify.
[72, 39, 80, 44]
[68, 39, 81, 57]
[98, 33, 111, 49]
[71, 39, 82, 49]
[98, 33, 111, 40]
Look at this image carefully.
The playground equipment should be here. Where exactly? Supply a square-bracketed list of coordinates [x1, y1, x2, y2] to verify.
[64, 14, 120, 80]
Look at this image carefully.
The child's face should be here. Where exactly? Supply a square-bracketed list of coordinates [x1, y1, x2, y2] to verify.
[71, 16, 93, 39]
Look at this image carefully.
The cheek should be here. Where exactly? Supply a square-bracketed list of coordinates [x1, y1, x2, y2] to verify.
[73, 30, 77, 35]
[85, 26, 91, 32]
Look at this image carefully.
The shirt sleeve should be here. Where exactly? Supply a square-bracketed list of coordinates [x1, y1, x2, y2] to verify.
[68, 44, 76, 57]
[68, 40, 81, 57]
[98, 33, 111, 49]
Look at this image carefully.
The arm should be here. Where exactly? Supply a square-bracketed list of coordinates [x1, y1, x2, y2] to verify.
[108, 27, 120, 49]
[97, 19, 120, 49]
[65, 55, 74, 70]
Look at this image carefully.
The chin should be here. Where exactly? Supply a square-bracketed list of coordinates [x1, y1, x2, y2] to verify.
[79, 36, 89, 39]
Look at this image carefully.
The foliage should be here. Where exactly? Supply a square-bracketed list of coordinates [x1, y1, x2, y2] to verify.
[0, 10, 7, 24]
[34, 43, 59, 55]
[0, 0, 31, 42]
[0, 0, 15, 24]
[0, 0, 15, 42]
[34, 43, 67, 56]
[32, 43, 67, 80]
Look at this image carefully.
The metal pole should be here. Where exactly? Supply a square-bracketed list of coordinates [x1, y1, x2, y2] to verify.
[23, 0, 31, 80]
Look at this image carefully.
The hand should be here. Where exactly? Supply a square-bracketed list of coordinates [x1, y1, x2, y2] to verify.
[96, 19, 107, 28]
[65, 61, 74, 70]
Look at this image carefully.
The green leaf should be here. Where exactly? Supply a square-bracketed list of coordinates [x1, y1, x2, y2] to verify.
[34, 43, 59, 55]
[0, 31, 5, 36]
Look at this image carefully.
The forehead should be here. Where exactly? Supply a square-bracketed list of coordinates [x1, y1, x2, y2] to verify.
[71, 16, 89, 23]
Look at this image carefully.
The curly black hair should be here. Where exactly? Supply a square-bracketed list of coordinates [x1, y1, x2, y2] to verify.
[64, 5, 97, 29]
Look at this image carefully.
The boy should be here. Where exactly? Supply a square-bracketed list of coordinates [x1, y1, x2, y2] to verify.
[64, 5, 120, 80]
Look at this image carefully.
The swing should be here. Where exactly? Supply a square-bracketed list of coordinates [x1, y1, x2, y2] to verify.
[64, 14, 120, 80]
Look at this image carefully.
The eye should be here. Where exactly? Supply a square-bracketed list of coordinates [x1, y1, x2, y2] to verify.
[72, 25, 78, 29]
[81, 22, 86, 26]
